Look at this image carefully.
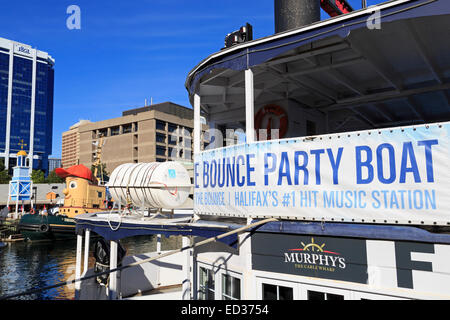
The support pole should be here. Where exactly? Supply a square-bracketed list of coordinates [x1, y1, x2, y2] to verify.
[194, 93, 201, 154]
[245, 69, 255, 143]
[156, 234, 162, 253]
[242, 217, 255, 299]
[109, 240, 118, 300]
[83, 229, 90, 276]
[14, 201, 18, 220]
[74, 233, 83, 300]
[182, 236, 191, 300]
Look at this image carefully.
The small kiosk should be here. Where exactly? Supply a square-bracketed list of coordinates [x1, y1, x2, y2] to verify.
[7, 149, 33, 219]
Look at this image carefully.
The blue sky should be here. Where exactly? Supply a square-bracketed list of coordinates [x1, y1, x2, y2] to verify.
[0, 0, 384, 158]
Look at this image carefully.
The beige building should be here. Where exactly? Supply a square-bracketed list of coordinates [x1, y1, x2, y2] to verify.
[61, 120, 91, 168]
[62, 102, 204, 174]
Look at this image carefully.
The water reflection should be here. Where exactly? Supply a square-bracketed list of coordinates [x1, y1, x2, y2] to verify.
[0, 234, 180, 300]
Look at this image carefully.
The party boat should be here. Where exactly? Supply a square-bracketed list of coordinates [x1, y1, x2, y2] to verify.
[73, 0, 450, 300]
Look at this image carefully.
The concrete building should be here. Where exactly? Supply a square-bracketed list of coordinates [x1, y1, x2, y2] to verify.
[61, 120, 91, 168]
[0, 37, 55, 173]
[62, 102, 206, 174]
[48, 158, 62, 172]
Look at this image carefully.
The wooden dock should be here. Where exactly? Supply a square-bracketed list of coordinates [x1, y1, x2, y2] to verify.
[0, 219, 24, 242]
[1, 234, 25, 242]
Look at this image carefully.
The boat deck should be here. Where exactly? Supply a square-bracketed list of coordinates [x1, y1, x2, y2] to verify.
[125, 284, 183, 300]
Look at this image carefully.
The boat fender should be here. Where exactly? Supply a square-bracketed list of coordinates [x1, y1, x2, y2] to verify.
[30, 208, 35, 215]
[39, 224, 49, 233]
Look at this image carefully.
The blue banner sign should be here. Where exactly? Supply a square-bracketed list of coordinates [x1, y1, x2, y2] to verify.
[194, 123, 450, 226]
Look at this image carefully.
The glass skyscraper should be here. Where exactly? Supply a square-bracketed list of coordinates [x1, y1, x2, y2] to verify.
[0, 37, 54, 173]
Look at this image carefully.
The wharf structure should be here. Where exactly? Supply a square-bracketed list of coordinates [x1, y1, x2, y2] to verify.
[74, 0, 450, 300]
[0, 184, 64, 208]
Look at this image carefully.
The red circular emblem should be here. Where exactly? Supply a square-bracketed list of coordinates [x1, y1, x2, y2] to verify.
[255, 104, 288, 140]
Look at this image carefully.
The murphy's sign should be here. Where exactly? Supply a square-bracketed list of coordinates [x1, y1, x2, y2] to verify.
[194, 122, 450, 226]
[252, 233, 368, 284]
[252, 232, 450, 296]
[284, 237, 346, 272]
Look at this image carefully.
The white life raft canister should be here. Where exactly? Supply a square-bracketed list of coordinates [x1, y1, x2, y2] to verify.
[108, 162, 191, 209]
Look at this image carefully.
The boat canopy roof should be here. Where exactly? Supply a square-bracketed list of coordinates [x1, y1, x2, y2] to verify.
[186, 0, 450, 131]
[254, 219, 450, 244]
[74, 211, 450, 244]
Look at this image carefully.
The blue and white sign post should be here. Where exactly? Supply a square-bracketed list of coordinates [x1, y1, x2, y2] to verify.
[194, 122, 450, 226]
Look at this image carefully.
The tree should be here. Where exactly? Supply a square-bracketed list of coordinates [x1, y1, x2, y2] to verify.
[31, 170, 46, 183]
[0, 159, 11, 184]
[46, 170, 64, 183]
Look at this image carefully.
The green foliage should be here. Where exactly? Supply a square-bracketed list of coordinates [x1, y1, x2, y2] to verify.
[0, 159, 11, 184]
[0, 161, 66, 184]
[0, 160, 67, 185]
[31, 170, 46, 183]
[0, 170, 11, 184]
[46, 170, 65, 183]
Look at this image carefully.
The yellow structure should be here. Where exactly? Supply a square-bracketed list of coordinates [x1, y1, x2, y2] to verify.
[59, 177, 107, 218]
[55, 164, 108, 218]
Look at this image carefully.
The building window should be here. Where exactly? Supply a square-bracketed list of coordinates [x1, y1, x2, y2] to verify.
[156, 120, 166, 131]
[307, 290, 344, 301]
[221, 274, 241, 300]
[156, 133, 166, 143]
[262, 283, 293, 300]
[98, 128, 107, 137]
[198, 267, 215, 300]
[156, 146, 166, 156]
[168, 136, 177, 145]
[168, 122, 177, 133]
[110, 126, 120, 136]
[183, 137, 191, 148]
[123, 124, 132, 134]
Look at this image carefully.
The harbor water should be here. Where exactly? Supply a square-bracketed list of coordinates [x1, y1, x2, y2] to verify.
[0, 235, 181, 300]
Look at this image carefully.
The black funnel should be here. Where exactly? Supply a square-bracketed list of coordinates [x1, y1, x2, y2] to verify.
[274, 0, 320, 33]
